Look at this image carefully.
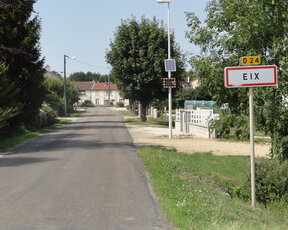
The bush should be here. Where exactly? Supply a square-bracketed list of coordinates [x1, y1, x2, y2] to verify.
[116, 101, 125, 107]
[83, 100, 94, 107]
[211, 110, 249, 140]
[247, 158, 288, 205]
[34, 102, 57, 128]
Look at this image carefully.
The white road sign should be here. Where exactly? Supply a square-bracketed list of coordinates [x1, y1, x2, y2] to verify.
[225, 65, 277, 88]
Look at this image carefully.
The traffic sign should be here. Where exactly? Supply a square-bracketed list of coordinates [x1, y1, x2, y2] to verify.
[224, 65, 277, 88]
[164, 59, 176, 72]
[163, 78, 176, 88]
[240, 56, 261, 65]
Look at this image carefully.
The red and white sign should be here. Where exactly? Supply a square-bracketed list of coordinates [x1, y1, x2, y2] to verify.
[225, 65, 278, 88]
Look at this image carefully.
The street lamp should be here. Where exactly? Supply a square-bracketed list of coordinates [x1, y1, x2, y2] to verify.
[64, 55, 76, 116]
[157, 0, 173, 139]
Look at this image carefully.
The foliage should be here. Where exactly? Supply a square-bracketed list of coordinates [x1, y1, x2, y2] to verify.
[106, 16, 186, 122]
[83, 100, 94, 107]
[246, 158, 288, 206]
[175, 85, 212, 108]
[211, 110, 249, 140]
[0, 62, 21, 133]
[0, 119, 72, 152]
[33, 102, 57, 128]
[186, 0, 288, 159]
[138, 146, 288, 230]
[44, 78, 79, 115]
[116, 101, 124, 107]
[0, 0, 46, 129]
[69, 71, 110, 82]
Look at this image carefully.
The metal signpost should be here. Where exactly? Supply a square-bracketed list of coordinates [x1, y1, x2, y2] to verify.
[225, 58, 278, 208]
[157, 0, 175, 139]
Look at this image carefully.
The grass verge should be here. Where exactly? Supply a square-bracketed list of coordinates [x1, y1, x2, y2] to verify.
[138, 146, 288, 230]
[0, 119, 72, 152]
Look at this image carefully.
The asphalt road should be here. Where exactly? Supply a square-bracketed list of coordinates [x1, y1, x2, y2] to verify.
[0, 107, 172, 230]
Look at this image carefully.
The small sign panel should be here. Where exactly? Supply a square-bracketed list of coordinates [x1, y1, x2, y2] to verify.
[240, 56, 261, 65]
[225, 65, 277, 88]
[163, 78, 176, 88]
[164, 59, 176, 72]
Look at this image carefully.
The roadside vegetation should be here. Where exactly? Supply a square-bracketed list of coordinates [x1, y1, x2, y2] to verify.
[0, 1, 80, 143]
[139, 146, 288, 230]
[120, 110, 173, 128]
[187, 0, 288, 160]
[0, 119, 72, 152]
[106, 16, 186, 122]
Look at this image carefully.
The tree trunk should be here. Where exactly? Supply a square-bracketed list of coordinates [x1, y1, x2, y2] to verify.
[140, 103, 147, 122]
[129, 99, 137, 115]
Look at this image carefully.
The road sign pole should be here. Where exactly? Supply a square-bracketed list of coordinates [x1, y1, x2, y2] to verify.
[249, 87, 256, 208]
[167, 2, 172, 139]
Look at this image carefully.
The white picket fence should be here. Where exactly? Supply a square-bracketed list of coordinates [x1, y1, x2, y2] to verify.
[176, 109, 219, 127]
[175, 109, 219, 137]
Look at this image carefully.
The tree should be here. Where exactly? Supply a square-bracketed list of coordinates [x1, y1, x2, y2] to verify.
[0, 62, 21, 136]
[44, 78, 80, 116]
[0, 0, 45, 130]
[106, 16, 185, 121]
[69, 71, 109, 83]
[186, 0, 288, 159]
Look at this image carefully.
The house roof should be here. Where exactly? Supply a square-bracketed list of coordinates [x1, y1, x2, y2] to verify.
[91, 82, 117, 90]
[73, 81, 95, 90]
[73, 81, 117, 91]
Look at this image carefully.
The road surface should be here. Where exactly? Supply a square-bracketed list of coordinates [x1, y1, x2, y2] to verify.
[0, 107, 171, 230]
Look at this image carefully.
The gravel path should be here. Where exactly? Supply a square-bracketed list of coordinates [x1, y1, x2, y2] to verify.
[126, 124, 271, 158]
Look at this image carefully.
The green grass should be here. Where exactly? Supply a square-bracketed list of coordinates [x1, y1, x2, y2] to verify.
[124, 116, 174, 128]
[218, 134, 271, 144]
[120, 110, 135, 117]
[63, 110, 86, 118]
[138, 146, 288, 230]
[0, 120, 72, 152]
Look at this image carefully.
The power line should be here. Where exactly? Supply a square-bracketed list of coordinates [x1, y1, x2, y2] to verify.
[71, 58, 111, 70]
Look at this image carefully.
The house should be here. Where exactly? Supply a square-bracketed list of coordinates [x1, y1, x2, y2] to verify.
[73, 81, 128, 106]
[44, 65, 62, 80]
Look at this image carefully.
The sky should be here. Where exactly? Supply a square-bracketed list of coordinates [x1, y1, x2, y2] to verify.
[34, 0, 209, 76]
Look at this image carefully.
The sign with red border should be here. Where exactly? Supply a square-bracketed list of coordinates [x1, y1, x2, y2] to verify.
[163, 78, 176, 88]
[225, 65, 277, 88]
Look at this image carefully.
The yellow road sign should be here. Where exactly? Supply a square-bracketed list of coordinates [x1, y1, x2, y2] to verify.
[240, 56, 261, 65]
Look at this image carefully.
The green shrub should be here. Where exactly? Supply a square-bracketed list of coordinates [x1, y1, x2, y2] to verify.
[34, 102, 57, 128]
[116, 101, 125, 107]
[211, 110, 249, 140]
[247, 158, 288, 205]
[83, 100, 94, 107]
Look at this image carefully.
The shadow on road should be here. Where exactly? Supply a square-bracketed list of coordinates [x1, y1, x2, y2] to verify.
[0, 157, 58, 167]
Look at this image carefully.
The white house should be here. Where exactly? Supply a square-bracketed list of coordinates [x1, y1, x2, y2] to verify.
[73, 81, 128, 106]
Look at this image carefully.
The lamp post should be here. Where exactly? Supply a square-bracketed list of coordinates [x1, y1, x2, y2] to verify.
[157, 0, 173, 139]
[63, 55, 76, 116]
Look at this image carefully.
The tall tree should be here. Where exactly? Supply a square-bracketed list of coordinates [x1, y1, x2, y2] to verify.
[106, 16, 185, 121]
[0, 0, 45, 130]
[0, 62, 21, 136]
[69, 72, 109, 82]
[186, 0, 288, 159]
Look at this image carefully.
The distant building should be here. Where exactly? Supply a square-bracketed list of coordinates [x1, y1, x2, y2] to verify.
[44, 65, 62, 80]
[183, 76, 199, 89]
[73, 81, 128, 106]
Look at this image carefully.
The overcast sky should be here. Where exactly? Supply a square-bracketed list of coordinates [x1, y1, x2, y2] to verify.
[34, 0, 209, 76]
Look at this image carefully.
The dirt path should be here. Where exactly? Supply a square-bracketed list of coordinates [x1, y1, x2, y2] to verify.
[126, 124, 271, 157]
